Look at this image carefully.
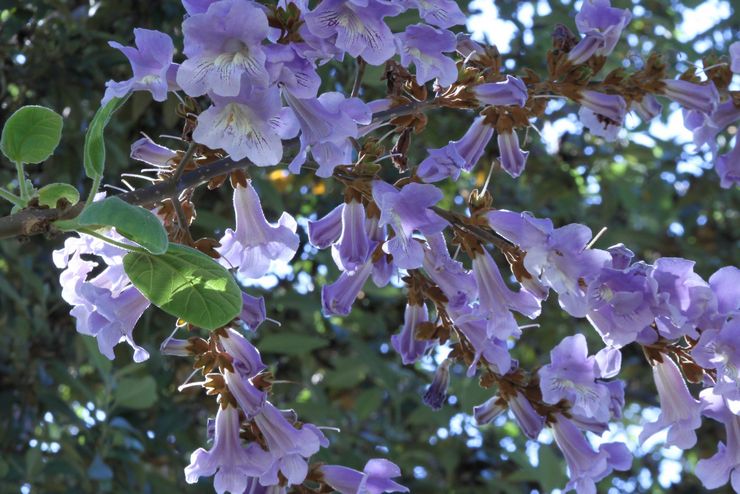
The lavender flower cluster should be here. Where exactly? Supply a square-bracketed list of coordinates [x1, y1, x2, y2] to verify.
[49, 0, 740, 492]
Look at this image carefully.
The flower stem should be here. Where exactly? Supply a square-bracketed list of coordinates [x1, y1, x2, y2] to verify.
[15, 161, 30, 200]
[0, 187, 25, 207]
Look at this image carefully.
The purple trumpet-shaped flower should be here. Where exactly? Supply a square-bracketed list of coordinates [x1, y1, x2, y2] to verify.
[473, 395, 508, 425]
[418, 116, 494, 182]
[497, 129, 529, 178]
[574, 0, 631, 56]
[308, 205, 344, 249]
[693, 317, 740, 413]
[450, 307, 512, 376]
[487, 210, 610, 317]
[184, 405, 272, 494]
[265, 44, 321, 99]
[715, 136, 740, 189]
[577, 90, 627, 141]
[304, 0, 400, 65]
[322, 258, 374, 316]
[334, 198, 370, 273]
[396, 24, 458, 87]
[253, 402, 325, 485]
[423, 359, 451, 410]
[606, 243, 634, 270]
[182, 0, 217, 15]
[391, 303, 431, 365]
[103, 28, 177, 104]
[539, 334, 612, 422]
[695, 389, 740, 491]
[422, 232, 477, 309]
[286, 91, 371, 177]
[731, 41, 740, 73]
[223, 369, 266, 418]
[708, 265, 740, 317]
[177, 0, 269, 97]
[551, 414, 631, 494]
[508, 391, 545, 439]
[639, 356, 702, 449]
[471, 248, 540, 339]
[130, 136, 177, 167]
[217, 182, 300, 279]
[239, 292, 267, 331]
[193, 86, 298, 165]
[405, 0, 465, 28]
[54, 233, 150, 362]
[474, 76, 528, 107]
[630, 94, 663, 121]
[160, 336, 199, 357]
[661, 79, 719, 115]
[567, 32, 606, 65]
[218, 327, 266, 378]
[372, 181, 448, 269]
[586, 262, 658, 348]
[320, 458, 409, 494]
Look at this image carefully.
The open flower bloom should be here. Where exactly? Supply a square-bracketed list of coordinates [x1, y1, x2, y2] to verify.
[320, 458, 409, 494]
[193, 86, 298, 165]
[551, 414, 631, 494]
[404, 0, 465, 28]
[185, 405, 272, 494]
[304, 0, 401, 65]
[422, 232, 477, 309]
[54, 232, 150, 362]
[471, 248, 541, 339]
[450, 306, 512, 376]
[693, 317, 740, 413]
[391, 303, 431, 365]
[396, 23, 458, 87]
[574, 0, 631, 56]
[217, 182, 300, 279]
[418, 116, 494, 182]
[639, 356, 702, 449]
[577, 90, 627, 141]
[539, 334, 612, 422]
[253, 402, 325, 485]
[695, 389, 740, 491]
[103, 28, 177, 104]
[265, 43, 321, 99]
[322, 257, 374, 316]
[177, 0, 269, 97]
[372, 181, 448, 269]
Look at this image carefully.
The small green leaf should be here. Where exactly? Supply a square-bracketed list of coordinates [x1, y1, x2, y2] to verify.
[77, 197, 168, 254]
[258, 333, 329, 355]
[123, 244, 242, 329]
[37, 183, 80, 207]
[113, 376, 157, 410]
[1, 105, 63, 164]
[84, 96, 128, 179]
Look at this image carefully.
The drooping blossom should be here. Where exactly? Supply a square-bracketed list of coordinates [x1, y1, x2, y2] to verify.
[422, 232, 477, 309]
[184, 405, 272, 493]
[694, 389, 740, 491]
[177, 0, 269, 97]
[53, 232, 150, 362]
[320, 458, 409, 494]
[322, 258, 374, 316]
[661, 79, 719, 115]
[216, 182, 300, 279]
[391, 303, 431, 365]
[473, 395, 508, 425]
[396, 24, 458, 87]
[450, 306, 512, 376]
[193, 86, 298, 165]
[371, 181, 448, 269]
[497, 129, 529, 178]
[577, 90, 627, 141]
[334, 198, 370, 273]
[508, 391, 545, 439]
[639, 356, 702, 449]
[217, 327, 266, 378]
[487, 210, 610, 317]
[422, 359, 451, 410]
[471, 248, 540, 339]
[715, 136, 740, 189]
[473, 76, 528, 107]
[574, 0, 631, 57]
[404, 0, 465, 29]
[253, 402, 326, 485]
[538, 334, 612, 421]
[630, 94, 663, 122]
[417, 116, 494, 182]
[304, 0, 402, 65]
[130, 135, 178, 167]
[239, 292, 267, 331]
[103, 28, 177, 104]
[551, 414, 631, 494]
[223, 368, 266, 418]
[693, 317, 740, 413]
[308, 205, 344, 249]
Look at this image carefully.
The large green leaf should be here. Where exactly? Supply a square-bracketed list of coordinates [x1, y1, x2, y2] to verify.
[76, 197, 169, 254]
[0, 105, 63, 164]
[83, 96, 127, 178]
[123, 244, 242, 329]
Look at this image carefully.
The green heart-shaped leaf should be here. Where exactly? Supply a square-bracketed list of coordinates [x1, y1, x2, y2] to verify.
[1, 105, 63, 164]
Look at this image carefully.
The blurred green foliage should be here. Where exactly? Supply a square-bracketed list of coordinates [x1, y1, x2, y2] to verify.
[0, 1, 738, 493]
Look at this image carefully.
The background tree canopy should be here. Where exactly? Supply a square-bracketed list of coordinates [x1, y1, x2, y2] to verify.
[0, 0, 737, 493]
